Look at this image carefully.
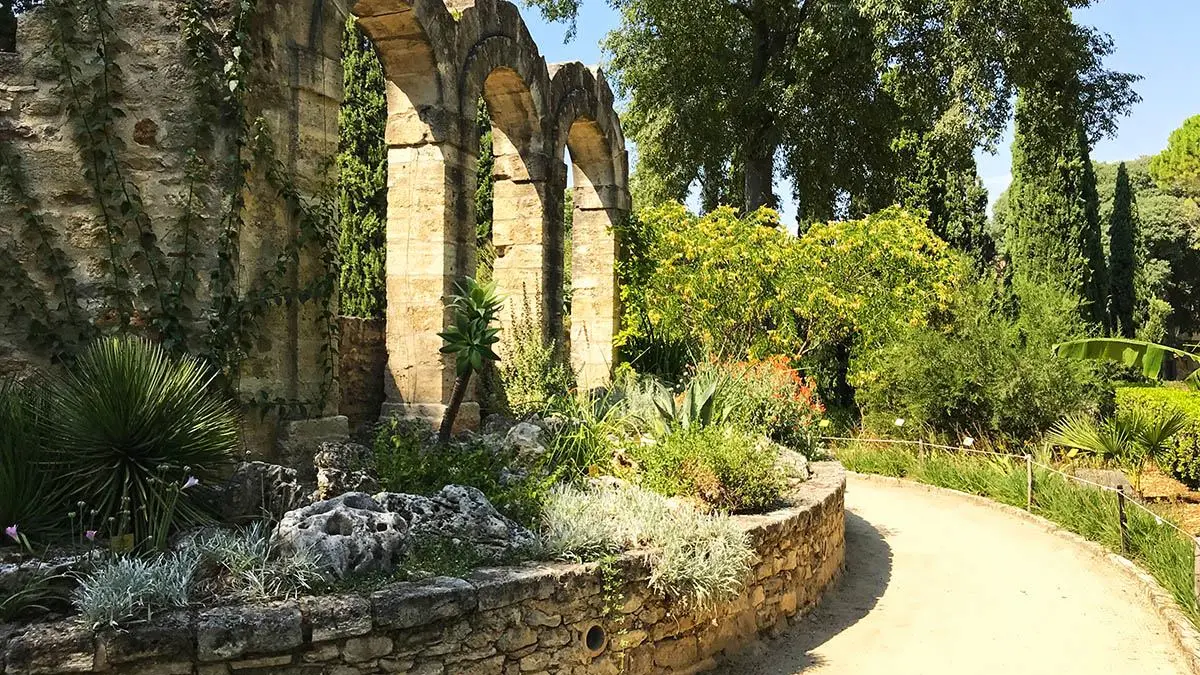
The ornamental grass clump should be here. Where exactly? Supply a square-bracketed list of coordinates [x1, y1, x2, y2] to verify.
[0, 380, 59, 538]
[40, 337, 239, 549]
[73, 551, 199, 628]
[541, 482, 753, 609]
[191, 523, 324, 601]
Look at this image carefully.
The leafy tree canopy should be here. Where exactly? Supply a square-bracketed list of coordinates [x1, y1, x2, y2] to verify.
[530, 0, 1138, 224]
[1150, 115, 1200, 197]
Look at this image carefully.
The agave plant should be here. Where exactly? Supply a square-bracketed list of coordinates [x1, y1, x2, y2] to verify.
[41, 337, 238, 548]
[647, 371, 730, 435]
[1047, 408, 1190, 494]
[437, 277, 504, 443]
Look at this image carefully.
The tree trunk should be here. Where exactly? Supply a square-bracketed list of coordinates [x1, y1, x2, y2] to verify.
[438, 372, 471, 444]
[743, 141, 776, 212]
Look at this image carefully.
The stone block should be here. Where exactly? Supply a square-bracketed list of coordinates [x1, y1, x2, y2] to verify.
[96, 610, 194, 664]
[275, 416, 349, 482]
[196, 603, 303, 661]
[372, 577, 478, 629]
[300, 595, 374, 642]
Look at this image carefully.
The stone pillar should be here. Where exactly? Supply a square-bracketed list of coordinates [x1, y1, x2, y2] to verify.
[570, 153, 628, 391]
[380, 130, 476, 430]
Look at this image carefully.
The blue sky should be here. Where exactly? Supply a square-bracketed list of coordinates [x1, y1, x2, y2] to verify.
[518, 0, 1200, 219]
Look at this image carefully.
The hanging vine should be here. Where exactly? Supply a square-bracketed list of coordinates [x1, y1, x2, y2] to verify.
[3, 0, 339, 418]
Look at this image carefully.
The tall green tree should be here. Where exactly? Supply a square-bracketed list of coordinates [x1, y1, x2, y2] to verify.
[532, 0, 1137, 219]
[336, 18, 387, 318]
[1108, 162, 1137, 336]
[1005, 79, 1108, 325]
[1151, 115, 1200, 197]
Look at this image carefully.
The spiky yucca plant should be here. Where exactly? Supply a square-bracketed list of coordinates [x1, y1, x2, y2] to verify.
[42, 337, 238, 547]
[438, 277, 504, 443]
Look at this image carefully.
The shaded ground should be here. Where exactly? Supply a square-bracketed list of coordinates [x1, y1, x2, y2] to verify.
[716, 475, 1190, 675]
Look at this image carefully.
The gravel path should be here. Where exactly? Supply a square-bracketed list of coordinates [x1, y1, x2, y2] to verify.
[717, 474, 1191, 675]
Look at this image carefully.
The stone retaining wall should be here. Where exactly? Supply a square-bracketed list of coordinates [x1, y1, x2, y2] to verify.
[0, 463, 846, 675]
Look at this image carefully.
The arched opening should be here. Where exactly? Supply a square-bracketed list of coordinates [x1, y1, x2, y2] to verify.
[479, 66, 551, 341]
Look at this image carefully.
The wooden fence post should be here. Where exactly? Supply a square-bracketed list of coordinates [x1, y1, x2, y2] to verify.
[1025, 455, 1034, 511]
[1117, 486, 1131, 555]
[1194, 537, 1200, 607]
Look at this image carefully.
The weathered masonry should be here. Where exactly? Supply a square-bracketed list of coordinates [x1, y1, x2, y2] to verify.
[0, 0, 629, 452]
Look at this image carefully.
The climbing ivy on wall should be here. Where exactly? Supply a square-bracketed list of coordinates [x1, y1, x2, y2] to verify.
[0, 0, 339, 417]
[337, 17, 387, 319]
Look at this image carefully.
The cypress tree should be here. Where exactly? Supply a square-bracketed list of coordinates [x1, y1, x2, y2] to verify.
[475, 99, 495, 281]
[1005, 82, 1107, 324]
[336, 18, 387, 318]
[895, 130, 994, 267]
[1108, 162, 1137, 336]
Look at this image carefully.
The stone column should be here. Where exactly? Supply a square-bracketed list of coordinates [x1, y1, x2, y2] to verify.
[380, 130, 476, 431]
[570, 152, 628, 391]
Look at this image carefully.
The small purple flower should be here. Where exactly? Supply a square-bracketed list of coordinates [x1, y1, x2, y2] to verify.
[85, 530, 98, 542]
[182, 476, 200, 490]
[4, 525, 17, 542]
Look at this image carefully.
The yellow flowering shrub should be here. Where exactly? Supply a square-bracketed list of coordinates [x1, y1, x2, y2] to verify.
[617, 203, 969, 373]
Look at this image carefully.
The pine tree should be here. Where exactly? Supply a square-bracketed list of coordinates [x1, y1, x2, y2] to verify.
[1005, 82, 1108, 324]
[336, 18, 387, 318]
[1108, 162, 1137, 336]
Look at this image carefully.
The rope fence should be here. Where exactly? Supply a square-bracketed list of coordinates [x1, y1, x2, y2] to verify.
[824, 435, 1200, 605]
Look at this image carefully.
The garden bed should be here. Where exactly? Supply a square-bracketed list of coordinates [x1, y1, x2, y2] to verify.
[0, 463, 846, 675]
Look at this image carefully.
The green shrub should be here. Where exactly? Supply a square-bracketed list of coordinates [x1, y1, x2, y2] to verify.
[0, 380, 59, 538]
[73, 551, 199, 628]
[373, 417, 552, 526]
[540, 482, 753, 609]
[542, 392, 627, 482]
[1117, 385, 1200, 487]
[41, 337, 239, 548]
[496, 296, 575, 416]
[852, 280, 1113, 442]
[632, 426, 784, 512]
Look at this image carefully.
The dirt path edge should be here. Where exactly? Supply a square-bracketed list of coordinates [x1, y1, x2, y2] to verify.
[849, 471, 1200, 674]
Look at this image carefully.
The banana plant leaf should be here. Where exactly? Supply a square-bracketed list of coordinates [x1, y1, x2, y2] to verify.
[1054, 337, 1200, 388]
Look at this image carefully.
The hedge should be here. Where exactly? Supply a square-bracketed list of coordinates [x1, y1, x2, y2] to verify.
[1117, 385, 1200, 488]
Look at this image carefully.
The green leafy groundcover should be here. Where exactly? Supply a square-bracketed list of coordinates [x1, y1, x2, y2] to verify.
[836, 442, 1200, 628]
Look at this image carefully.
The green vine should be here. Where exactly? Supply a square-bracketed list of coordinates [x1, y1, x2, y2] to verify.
[3, 0, 338, 418]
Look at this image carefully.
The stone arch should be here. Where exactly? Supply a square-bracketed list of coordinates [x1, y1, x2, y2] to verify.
[331, 0, 625, 429]
[454, 2, 559, 347]
[549, 62, 630, 390]
[350, 0, 476, 428]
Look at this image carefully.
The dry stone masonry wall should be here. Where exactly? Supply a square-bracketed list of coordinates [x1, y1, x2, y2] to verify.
[0, 463, 846, 675]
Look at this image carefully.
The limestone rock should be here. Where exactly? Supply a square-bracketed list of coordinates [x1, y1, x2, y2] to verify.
[213, 462, 309, 523]
[375, 485, 536, 557]
[273, 492, 407, 579]
[505, 422, 542, 450]
[313, 441, 380, 501]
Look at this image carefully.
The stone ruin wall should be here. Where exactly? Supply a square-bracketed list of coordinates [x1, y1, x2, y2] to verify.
[0, 465, 846, 675]
[0, 0, 629, 457]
